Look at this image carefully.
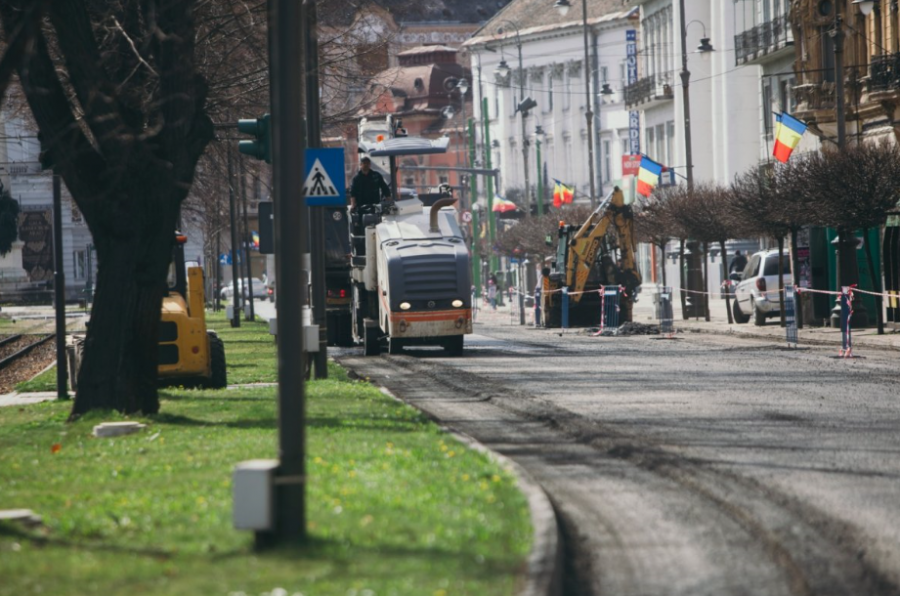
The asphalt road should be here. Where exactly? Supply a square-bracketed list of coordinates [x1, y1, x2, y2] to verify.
[338, 320, 900, 596]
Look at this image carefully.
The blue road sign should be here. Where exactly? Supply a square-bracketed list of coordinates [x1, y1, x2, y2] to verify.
[304, 148, 346, 207]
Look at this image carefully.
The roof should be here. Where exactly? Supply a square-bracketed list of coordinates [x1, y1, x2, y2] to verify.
[319, 0, 514, 28]
[397, 45, 458, 56]
[465, 0, 636, 47]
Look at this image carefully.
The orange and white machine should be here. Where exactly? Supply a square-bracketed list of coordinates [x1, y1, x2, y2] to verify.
[352, 196, 472, 356]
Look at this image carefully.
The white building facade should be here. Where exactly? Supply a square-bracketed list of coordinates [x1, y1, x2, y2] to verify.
[465, 6, 640, 210]
[626, 0, 769, 290]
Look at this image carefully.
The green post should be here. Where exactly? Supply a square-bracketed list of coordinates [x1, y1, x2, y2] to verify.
[482, 97, 497, 273]
[535, 138, 544, 217]
[469, 118, 481, 298]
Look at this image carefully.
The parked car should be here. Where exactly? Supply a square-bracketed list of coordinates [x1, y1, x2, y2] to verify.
[732, 249, 793, 326]
[242, 278, 268, 300]
[219, 278, 267, 301]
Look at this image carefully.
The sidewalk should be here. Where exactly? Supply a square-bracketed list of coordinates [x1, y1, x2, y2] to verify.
[631, 294, 900, 352]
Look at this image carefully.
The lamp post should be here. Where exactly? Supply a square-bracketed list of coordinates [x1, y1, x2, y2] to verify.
[456, 78, 470, 204]
[553, 0, 598, 208]
[495, 21, 534, 215]
[534, 125, 545, 216]
[829, 0, 869, 326]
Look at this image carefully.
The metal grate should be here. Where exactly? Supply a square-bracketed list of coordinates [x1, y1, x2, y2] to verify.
[402, 255, 459, 299]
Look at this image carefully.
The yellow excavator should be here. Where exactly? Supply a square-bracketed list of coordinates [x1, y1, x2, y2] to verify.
[541, 186, 641, 327]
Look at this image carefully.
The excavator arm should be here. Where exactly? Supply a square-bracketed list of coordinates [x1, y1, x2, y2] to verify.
[566, 188, 622, 302]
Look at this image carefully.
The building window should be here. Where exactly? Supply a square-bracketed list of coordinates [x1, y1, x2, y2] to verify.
[563, 72, 571, 111]
[600, 66, 608, 83]
[73, 250, 86, 280]
[646, 127, 655, 158]
[439, 175, 449, 184]
[762, 79, 773, 137]
[404, 177, 415, 186]
[603, 140, 611, 182]
[666, 122, 675, 166]
[655, 124, 665, 164]
[621, 138, 629, 158]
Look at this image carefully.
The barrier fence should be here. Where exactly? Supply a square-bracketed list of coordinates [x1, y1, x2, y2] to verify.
[476, 281, 895, 357]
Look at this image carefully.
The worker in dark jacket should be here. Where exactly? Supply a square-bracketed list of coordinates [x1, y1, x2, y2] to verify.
[349, 156, 391, 211]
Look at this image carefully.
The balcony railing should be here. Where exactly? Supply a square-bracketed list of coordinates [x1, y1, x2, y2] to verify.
[869, 53, 900, 93]
[624, 74, 673, 109]
[734, 13, 792, 66]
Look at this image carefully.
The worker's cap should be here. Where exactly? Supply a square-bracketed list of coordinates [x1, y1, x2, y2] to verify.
[360, 156, 371, 163]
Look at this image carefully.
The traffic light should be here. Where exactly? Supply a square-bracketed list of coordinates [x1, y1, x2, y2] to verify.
[237, 114, 271, 163]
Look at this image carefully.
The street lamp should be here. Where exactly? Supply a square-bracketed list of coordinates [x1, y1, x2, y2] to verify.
[454, 78, 470, 209]
[495, 21, 535, 216]
[553, 0, 572, 17]
[549, 0, 598, 208]
[828, 0, 868, 326]
[534, 125, 545, 216]
[853, 0, 877, 16]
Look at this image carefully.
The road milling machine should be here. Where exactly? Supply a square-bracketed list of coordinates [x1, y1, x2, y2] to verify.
[350, 195, 472, 356]
[541, 186, 642, 328]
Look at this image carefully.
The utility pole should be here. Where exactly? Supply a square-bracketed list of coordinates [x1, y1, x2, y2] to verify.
[469, 118, 481, 298]
[304, 0, 328, 379]
[239, 158, 255, 321]
[267, 0, 307, 543]
[227, 145, 242, 328]
[52, 174, 68, 400]
[830, 6, 867, 327]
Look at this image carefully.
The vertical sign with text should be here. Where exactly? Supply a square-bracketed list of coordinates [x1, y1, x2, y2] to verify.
[626, 30, 640, 155]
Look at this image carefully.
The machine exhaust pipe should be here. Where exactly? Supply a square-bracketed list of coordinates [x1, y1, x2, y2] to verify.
[429, 198, 458, 233]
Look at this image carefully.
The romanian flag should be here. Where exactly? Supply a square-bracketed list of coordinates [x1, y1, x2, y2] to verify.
[772, 112, 807, 163]
[552, 179, 574, 207]
[251, 231, 260, 249]
[636, 155, 663, 197]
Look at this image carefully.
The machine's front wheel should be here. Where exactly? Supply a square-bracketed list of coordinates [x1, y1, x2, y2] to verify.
[364, 322, 381, 356]
[387, 336, 404, 355]
[444, 335, 464, 356]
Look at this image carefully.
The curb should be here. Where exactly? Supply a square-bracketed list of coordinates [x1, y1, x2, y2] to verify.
[374, 384, 563, 596]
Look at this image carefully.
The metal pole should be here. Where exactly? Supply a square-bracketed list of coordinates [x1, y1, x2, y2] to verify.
[829, 8, 867, 326]
[303, 0, 328, 379]
[516, 40, 531, 215]
[469, 118, 481, 298]
[536, 138, 544, 216]
[240, 158, 255, 321]
[482, 97, 497, 273]
[227, 146, 242, 328]
[678, 0, 694, 191]
[581, 0, 598, 208]
[52, 174, 68, 399]
[268, 0, 306, 543]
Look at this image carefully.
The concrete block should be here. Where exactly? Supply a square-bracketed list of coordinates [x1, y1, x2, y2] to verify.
[233, 459, 278, 531]
[92, 421, 146, 438]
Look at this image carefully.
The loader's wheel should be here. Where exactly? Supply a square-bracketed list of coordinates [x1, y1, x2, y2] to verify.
[208, 332, 228, 388]
[444, 335, 464, 356]
[364, 323, 380, 356]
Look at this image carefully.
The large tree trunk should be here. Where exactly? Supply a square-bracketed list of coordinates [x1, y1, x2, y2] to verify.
[71, 221, 176, 417]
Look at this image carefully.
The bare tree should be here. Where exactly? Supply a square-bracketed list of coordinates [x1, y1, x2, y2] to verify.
[0, 1, 214, 416]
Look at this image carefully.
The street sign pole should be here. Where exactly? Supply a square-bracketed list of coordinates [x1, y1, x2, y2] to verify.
[268, 0, 306, 544]
[303, 0, 328, 379]
[227, 146, 241, 328]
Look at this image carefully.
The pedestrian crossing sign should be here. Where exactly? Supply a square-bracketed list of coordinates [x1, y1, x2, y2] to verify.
[303, 148, 346, 206]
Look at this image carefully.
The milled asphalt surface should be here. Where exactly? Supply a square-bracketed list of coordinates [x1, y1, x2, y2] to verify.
[338, 316, 900, 596]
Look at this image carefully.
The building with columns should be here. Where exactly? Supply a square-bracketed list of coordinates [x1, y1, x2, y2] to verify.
[464, 0, 638, 212]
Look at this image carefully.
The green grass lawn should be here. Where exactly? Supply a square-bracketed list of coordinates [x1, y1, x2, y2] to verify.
[0, 312, 532, 596]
